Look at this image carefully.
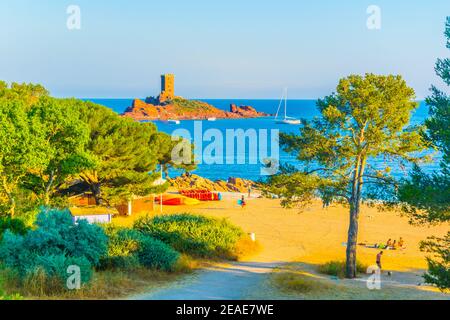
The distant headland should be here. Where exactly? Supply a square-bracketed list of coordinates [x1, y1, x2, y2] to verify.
[122, 74, 269, 121]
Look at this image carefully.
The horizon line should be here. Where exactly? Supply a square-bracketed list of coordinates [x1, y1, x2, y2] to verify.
[73, 97, 426, 102]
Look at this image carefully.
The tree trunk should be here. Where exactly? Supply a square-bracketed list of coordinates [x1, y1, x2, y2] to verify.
[91, 183, 103, 205]
[346, 201, 360, 278]
[346, 155, 366, 279]
[44, 171, 55, 206]
[9, 197, 15, 218]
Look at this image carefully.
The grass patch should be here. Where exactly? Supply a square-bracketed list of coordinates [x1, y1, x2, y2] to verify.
[318, 260, 368, 278]
[272, 271, 332, 294]
[134, 213, 259, 260]
[172, 98, 214, 111]
[0, 263, 195, 300]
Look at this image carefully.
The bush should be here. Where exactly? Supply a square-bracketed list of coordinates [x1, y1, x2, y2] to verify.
[101, 225, 180, 272]
[318, 260, 367, 278]
[100, 226, 142, 270]
[134, 214, 246, 259]
[138, 237, 180, 271]
[0, 208, 107, 287]
[0, 217, 29, 240]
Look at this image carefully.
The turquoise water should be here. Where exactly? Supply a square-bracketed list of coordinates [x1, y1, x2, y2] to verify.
[86, 99, 436, 181]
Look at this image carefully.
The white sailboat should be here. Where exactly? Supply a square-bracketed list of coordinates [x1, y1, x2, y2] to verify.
[275, 88, 301, 125]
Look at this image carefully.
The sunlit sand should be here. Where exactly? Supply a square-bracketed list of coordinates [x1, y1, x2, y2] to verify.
[115, 194, 448, 274]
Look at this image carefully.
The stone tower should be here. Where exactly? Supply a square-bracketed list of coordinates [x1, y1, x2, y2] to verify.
[159, 74, 175, 103]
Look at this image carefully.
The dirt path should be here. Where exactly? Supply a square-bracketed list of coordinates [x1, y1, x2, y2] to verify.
[133, 261, 281, 300]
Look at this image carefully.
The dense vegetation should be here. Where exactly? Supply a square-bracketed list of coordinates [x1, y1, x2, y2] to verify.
[398, 18, 450, 290]
[0, 209, 107, 294]
[0, 82, 199, 298]
[0, 82, 195, 218]
[0, 217, 28, 240]
[0, 208, 253, 297]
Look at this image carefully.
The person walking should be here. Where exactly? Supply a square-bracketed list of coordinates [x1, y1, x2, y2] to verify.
[376, 251, 383, 271]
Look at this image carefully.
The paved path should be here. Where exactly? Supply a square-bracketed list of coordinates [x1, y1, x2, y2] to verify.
[133, 261, 281, 300]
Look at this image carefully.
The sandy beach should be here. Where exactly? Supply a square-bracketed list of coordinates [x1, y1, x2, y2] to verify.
[116, 193, 449, 299]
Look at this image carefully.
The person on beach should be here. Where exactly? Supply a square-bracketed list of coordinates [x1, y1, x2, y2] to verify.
[376, 251, 383, 270]
[386, 239, 392, 247]
[240, 195, 246, 209]
[391, 240, 397, 249]
[398, 237, 406, 249]
[247, 184, 252, 198]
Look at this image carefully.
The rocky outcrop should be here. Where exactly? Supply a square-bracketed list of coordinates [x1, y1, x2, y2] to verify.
[122, 98, 269, 121]
[168, 174, 257, 193]
[229, 104, 266, 118]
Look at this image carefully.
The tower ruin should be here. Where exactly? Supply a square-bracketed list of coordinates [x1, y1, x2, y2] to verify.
[159, 74, 175, 103]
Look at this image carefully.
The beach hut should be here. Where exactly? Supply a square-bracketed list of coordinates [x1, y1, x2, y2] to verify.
[116, 195, 155, 216]
[69, 207, 117, 224]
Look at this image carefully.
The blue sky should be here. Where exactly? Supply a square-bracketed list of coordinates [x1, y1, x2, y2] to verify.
[0, 0, 449, 99]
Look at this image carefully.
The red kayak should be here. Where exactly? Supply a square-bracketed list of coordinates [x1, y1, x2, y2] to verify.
[161, 198, 182, 206]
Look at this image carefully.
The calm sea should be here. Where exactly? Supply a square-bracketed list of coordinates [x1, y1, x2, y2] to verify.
[85, 99, 437, 181]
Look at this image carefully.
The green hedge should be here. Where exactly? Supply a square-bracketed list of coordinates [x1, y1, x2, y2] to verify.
[101, 226, 180, 272]
[134, 214, 244, 259]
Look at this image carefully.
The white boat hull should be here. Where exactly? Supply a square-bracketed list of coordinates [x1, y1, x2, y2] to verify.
[276, 119, 301, 125]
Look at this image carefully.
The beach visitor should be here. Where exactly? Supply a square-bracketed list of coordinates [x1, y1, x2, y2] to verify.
[240, 195, 246, 209]
[386, 239, 392, 247]
[398, 237, 405, 248]
[391, 240, 397, 249]
[376, 251, 383, 270]
[248, 184, 252, 198]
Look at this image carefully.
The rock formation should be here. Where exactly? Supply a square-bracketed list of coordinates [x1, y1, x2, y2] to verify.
[122, 98, 269, 121]
[168, 174, 258, 193]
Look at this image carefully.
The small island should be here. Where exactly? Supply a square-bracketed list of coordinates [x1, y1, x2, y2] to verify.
[122, 74, 269, 121]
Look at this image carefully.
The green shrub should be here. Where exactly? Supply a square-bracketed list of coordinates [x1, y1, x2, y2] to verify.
[134, 214, 245, 259]
[0, 217, 29, 240]
[0, 208, 107, 287]
[101, 225, 180, 272]
[100, 226, 142, 270]
[318, 260, 367, 278]
[31, 254, 93, 284]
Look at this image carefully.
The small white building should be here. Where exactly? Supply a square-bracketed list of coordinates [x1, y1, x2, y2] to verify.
[69, 207, 117, 224]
